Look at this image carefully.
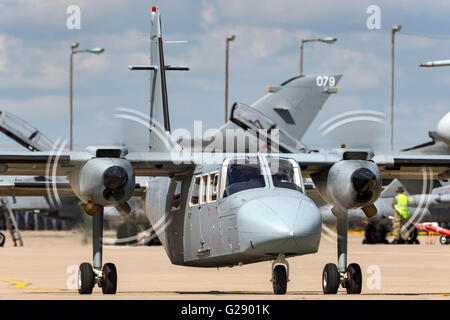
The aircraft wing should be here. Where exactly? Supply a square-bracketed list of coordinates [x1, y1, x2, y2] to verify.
[0, 176, 74, 196]
[372, 153, 450, 180]
[0, 151, 193, 197]
[289, 151, 450, 180]
[0, 151, 195, 177]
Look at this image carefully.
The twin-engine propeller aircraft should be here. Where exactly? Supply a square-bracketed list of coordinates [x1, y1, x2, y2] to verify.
[0, 7, 449, 295]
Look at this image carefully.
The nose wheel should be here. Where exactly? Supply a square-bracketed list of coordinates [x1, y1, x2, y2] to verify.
[271, 254, 289, 295]
[77, 207, 118, 295]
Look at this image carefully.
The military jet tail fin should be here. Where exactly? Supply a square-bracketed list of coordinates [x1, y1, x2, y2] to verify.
[251, 74, 342, 145]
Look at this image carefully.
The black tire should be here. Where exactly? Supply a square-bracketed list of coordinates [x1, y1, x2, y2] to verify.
[440, 236, 449, 245]
[78, 263, 95, 294]
[272, 265, 287, 295]
[102, 263, 117, 294]
[322, 263, 339, 294]
[364, 223, 389, 244]
[0, 232, 5, 247]
[346, 263, 362, 294]
[405, 227, 418, 244]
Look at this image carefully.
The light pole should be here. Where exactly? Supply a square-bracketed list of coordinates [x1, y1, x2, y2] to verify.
[70, 43, 105, 150]
[390, 25, 401, 152]
[225, 34, 235, 124]
[300, 37, 337, 76]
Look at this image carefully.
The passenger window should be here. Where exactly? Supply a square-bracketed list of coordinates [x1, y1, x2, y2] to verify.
[171, 181, 182, 211]
[190, 176, 201, 206]
[200, 175, 208, 204]
[208, 172, 219, 202]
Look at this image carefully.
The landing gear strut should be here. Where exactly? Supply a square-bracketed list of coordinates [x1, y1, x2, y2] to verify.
[78, 208, 117, 294]
[322, 209, 362, 294]
[271, 254, 289, 295]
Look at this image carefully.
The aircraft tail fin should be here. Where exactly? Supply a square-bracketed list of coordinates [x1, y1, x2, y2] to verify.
[250, 74, 342, 145]
[128, 7, 189, 152]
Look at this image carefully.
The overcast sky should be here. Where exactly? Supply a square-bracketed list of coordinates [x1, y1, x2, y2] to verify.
[0, 0, 449, 151]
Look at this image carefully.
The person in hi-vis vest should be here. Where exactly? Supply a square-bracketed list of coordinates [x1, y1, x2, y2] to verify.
[391, 186, 410, 244]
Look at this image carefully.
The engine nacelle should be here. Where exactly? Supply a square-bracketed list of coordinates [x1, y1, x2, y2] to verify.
[311, 160, 382, 212]
[70, 158, 135, 207]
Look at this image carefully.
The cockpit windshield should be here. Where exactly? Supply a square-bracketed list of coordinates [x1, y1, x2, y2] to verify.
[221, 158, 265, 197]
[267, 157, 304, 193]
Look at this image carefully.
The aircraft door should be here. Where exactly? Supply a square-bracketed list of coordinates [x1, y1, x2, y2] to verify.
[186, 174, 212, 259]
[199, 172, 223, 257]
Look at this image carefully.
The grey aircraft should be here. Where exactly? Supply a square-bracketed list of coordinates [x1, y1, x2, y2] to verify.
[0, 8, 448, 296]
[317, 112, 450, 244]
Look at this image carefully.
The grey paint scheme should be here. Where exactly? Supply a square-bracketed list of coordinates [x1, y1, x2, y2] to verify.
[144, 159, 322, 268]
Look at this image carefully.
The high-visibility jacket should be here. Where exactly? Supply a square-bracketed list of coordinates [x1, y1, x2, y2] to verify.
[394, 193, 410, 219]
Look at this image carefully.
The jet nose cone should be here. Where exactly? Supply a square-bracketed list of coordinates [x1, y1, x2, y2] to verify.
[238, 195, 322, 255]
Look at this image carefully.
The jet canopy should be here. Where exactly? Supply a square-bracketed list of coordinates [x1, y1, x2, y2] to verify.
[0, 111, 54, 151]
[230, 103, 310, 153]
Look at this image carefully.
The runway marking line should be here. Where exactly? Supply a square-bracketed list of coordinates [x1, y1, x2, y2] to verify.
[0, 279, 76, 292]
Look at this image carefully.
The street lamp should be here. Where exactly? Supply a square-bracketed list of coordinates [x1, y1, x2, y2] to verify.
[70, 43, 105, 151]
[225, 34, 236, 124]
[300, 37, 337, 75]
[390, 25, 401, 152]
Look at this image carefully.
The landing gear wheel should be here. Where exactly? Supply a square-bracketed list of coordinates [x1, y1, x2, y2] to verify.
[345, 263, 362, 294]
[405, 227, 419, 244]
[322, 263, 339, 294]
[440, 236, 450, 245]
[78, 263, 95, 294]
[0, 232, 5, 247]
[363, 223, 389, 244]
[272, 265, 287, 295]
[102, 263, 117, 294]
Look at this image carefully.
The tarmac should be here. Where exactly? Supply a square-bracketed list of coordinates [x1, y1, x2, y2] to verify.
[1, 230, 450, 299]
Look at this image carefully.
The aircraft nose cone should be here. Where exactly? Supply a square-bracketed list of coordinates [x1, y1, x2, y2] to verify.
[237, 196, 322, 255]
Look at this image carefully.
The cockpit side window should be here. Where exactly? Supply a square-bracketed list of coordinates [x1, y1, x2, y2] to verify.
[190, 176, 201, 206]
[267, 157, 304, 193]
[221, 158, 266, 197]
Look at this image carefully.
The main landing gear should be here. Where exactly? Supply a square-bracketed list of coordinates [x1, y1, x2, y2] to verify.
[271, 254, 289, 295]
[78, 208, 117, 294]
[322, 208, 362, 294]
